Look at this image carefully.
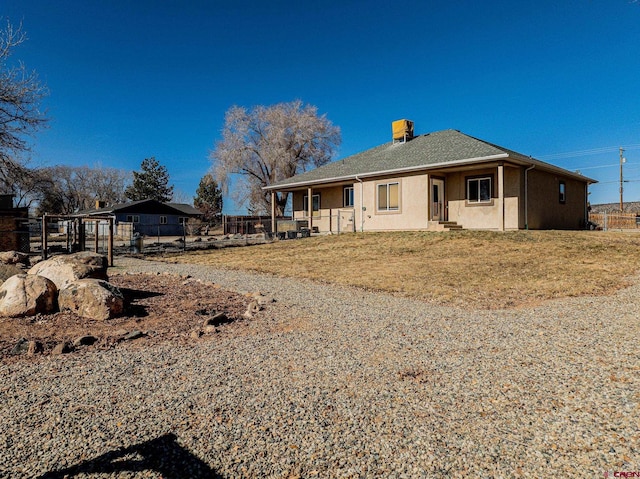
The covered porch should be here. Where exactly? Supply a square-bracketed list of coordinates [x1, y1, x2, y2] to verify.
[425, 161, 517, 231]
[268, 183, 356, 235]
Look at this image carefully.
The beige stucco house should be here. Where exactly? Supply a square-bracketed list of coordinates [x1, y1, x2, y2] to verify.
[264, 124, 596, 232]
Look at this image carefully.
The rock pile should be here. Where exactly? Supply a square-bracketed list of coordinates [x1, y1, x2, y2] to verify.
[0, 251, 122, 321]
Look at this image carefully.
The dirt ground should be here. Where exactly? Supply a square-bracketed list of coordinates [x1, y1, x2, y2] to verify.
[0, 273, 253, 364]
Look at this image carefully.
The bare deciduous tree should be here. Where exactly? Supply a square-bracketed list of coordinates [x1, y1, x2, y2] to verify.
[37, 165, 129, 215]
[0, 20, 48, 189]
[0, 161, 49, 208]
[88, 164, 130, 206]
[171, 189, 192, 204]
[210, 100, 340, 215]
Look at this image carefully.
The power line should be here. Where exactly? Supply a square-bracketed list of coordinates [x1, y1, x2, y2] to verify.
[591, 178, 640, 185]
[574, 163, 623, 170]
[538, 144, 640, 161]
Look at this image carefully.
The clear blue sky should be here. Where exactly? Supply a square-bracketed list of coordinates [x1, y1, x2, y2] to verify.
[4, 0, 640, 211]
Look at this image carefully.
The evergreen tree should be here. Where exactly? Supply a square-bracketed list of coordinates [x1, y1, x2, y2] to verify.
[125, 157, 174, 202]
[194, 173, 223, 224]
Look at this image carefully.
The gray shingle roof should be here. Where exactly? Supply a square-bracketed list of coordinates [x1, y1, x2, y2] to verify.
[265, 129, 595, 190]
[78, 200, 202, 216]
[166, 203, 203, 216]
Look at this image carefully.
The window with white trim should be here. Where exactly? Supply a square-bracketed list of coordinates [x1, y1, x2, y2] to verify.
[344, 186, 354, 207]
[159, 216, 168, 224]
[126, 215, 140, 223]
[377, 182, 399, 211]
[467, 177, 492, 203]
[302, 194, 320, 217]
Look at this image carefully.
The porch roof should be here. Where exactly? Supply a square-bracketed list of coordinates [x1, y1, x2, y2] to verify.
[264, 129, 596, 191]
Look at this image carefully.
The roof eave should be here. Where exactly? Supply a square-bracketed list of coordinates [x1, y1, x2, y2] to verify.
[524, 157, 598, 183]
[264, 152, 598, 191]
[263, 153, 509, 191]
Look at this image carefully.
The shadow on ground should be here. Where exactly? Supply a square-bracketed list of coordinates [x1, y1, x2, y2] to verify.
[37, 433, 222, 479]
[119, 287, 165, 317]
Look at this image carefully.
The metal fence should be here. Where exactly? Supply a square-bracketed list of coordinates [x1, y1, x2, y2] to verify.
[223, 216, 290, 235]
[295, 210, 356, 235]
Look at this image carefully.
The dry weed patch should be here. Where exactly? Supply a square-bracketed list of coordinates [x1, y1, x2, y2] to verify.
[160, 231, 640, 309]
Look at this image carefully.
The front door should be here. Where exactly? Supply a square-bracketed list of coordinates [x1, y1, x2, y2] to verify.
[431, 178, 445, 221]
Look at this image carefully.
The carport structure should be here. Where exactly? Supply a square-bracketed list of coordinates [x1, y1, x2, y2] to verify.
[41, 214, 115, 266]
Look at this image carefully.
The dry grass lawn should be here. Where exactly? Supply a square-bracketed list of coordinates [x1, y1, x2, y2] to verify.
[161, 230, 640, 309]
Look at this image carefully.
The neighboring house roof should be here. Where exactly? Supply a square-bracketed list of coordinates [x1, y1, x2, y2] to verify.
[265, 129, 596, 190]
[166, 203, 203, 216]
[78, 199, 203, 217]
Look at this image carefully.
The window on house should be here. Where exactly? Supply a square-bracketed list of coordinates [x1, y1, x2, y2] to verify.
[377, 182, 400, 211]
[159, 216, 168, 224]
[559, 181, 566, 203]
[179, 217, 188, 224]
[302, 194, 320, 217]
[126, 215, 140, 223]
[467, 177, 492, 203]
[344, 186, 354, 207]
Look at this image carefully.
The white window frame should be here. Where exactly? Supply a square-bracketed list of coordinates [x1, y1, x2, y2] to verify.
[377, 182, 400, 212]
[559, 181, 566, 204]
[159, 216, 168, 225]
[126, 215, 140, 223]
[344, 186, 354, 207]
[467, 177, 492, 204]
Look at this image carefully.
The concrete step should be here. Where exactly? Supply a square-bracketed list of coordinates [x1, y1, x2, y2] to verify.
[438, 221, 463, 231]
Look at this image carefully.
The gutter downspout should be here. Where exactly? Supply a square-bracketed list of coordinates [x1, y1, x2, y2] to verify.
[524, 164, 535, 230]
[355, 175, 364, 232]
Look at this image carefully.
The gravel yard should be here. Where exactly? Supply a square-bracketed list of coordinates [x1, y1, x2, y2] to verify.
[1, 256, 639, 478]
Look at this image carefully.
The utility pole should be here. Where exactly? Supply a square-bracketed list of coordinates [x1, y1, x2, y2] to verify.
[619, 147, 625, 212]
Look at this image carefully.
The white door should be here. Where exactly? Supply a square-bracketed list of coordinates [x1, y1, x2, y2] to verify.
[431, 179, 445, 221]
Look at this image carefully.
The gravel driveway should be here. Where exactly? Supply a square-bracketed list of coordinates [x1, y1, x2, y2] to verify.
[1, 256, 638, 478]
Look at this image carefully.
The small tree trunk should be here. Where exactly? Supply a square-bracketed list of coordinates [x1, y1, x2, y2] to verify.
[275, 192, 289, 217]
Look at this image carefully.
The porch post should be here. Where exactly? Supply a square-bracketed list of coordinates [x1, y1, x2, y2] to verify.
[270, 190, 276, 233]
[498, 163, 505, 231]
[427, 175, 431, 225]
[307, 186, 313, 231]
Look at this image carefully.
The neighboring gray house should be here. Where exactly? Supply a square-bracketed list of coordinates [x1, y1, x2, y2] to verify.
[82, 199, 203, 236]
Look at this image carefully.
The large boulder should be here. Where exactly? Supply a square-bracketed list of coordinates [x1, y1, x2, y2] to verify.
[1, 264, 24, 284]
[0, 274, 58, 317]
[0, 251, 30, 267]
[28, 252, 108, 289]
[58, 279, 124, 321]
